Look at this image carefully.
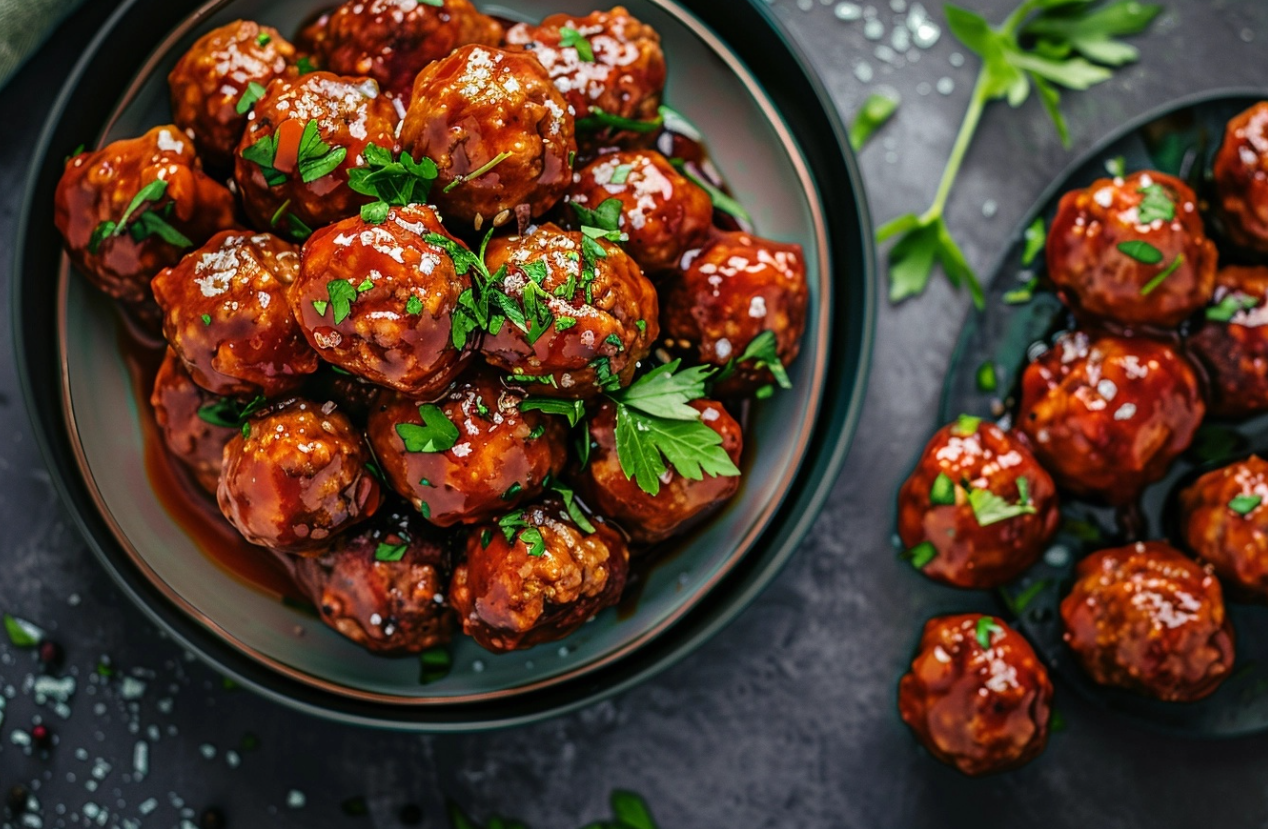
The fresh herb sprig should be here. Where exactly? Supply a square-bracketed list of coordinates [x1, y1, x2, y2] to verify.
[348, 142, 438, 222]
[879, 0, 1160, 309]
[89, 179, 192, 254]
[241, 118, 346, 186]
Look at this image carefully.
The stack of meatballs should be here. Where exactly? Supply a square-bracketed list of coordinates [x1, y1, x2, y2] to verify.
[895, 101, 1268, 776]
[52, 2, 809, 659]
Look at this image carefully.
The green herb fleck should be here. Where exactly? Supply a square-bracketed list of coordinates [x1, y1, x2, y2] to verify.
[326, 278, 358, 324]
[1207, 293, 1260, 322]
[1140, 253, 1185, 296]
[929, 473, 957, 506]
[419, 647, 452, 684]
[902, 541, 937, 569]
[406, 295, 424, 315]
[975, 616, 1002, 649]
[375, 541, 409, 562]
[235, 80, 268, 115]
[1230, 494, 1263, 516]
[1022, 216, 1046, 266]
[559, 26, 595, 61]
[976, 361, 998, 392]
[848, 92, 901, 151]
[1117, 239, 1164, 264]
[396, 404, 459, 453]
[3, 614, 41, 648]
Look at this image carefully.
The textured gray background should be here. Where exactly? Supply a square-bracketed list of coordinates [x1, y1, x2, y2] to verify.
[3, 0, 1268, 826]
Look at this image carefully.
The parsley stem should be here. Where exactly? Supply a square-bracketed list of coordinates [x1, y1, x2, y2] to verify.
[923, 71, 989, 223]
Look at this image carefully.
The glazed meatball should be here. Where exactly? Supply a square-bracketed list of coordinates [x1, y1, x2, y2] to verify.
[1061, 542, 1235, 701]
[233, 71, 399, 233]
[308, 0, 502, 98]
[218, 399, 382, 553]
[571, 399, 742, 544]
[660, 230, 808, 390]
[399, 45, 576, 227]
[1188, 265, 1268, 419]
[898, 615, 1052, 776]
[896, 416, 1060, 589]
[1214, 101, 1268, 253]
[450, 500, 629, 652]
[150, 348, 237, 494]
[481, 223, 659, 396]
[168, 20, 296, 169]
[1017, 332, 1205, 505]
[1046, 170, 1217, 328]
[366, 371, 569, 527]
[287, 505, 455, 653]
[291, 205, 475, 396]
[54, 125, 238, 304]
[568, 150, 714, 274]
[504, 7, 666, 146]
[1180, 456, 1268, 600]
[151, 230, 318, 398]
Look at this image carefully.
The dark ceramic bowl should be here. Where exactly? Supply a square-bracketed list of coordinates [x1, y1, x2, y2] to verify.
[14, 0, 874, 729]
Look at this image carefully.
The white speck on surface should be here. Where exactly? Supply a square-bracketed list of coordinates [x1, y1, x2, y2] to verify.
[854, 61, 874, 82]
[982, 200, 998, 218]
[287, 789, 307, 809]
[133, 741, 149, 781]
[949, 51, 965, 67]
[834, 2, 862, 20]
[119, 677, 146, 700]
[138, 798, 158, 816]
[936, 77, 955, 95]
[1045, 545, 1071, 567]
[864, 17, 885, 39]
[199, 743, 216, 760]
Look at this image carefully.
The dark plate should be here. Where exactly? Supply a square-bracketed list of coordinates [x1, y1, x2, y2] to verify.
[12, 0, 874, 729]
[940, 89, 1268, 737]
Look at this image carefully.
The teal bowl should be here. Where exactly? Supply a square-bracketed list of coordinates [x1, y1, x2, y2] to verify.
[14, 0, 874, 729]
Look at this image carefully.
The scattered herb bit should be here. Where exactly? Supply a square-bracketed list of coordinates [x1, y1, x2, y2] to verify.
[668, 157, 752, 225]
[1230, 494, 1263, 516]
[348, 142, 438, 220]
[527, 424, 545, 440]
[241, 422, 251, 439]
[406, 295, 424, 315]
[1061, 515, 1104, 542]
[480, 529, 493, 548]
[848, 92, 901, 151]
[501, 482, 523, 501]
[576, 106, 664, 134]
[443, 150, 513, 193]
[754, 384, 774, 399]
[976, 361, 998, 393]
[551, 480, 597, 533]
[1001, 578, 1051, 616]
[609, 163, 634, 184]
[610, 359, 714, 420]
[731, 330, 792, 389]
[235, 80, 268, 115]
[610, 790, 659, 829]
[396, 404, 460, 453]
[295, 55, 317, 74]
[975, 616, 1003, 649]
[521, 397, 586, 426]
[572, 196, 624, 235]
[89, 179, 192, 252]
[555, 316, 577, 331]
[312, 299, 329, 316]
[879, 0, 1160, 309]
[240, 131, 286, 185]
[201, 314, 212, 326]
[375, 541, 409, 562]
[929, 472, 957, 506]
[1140, 253, 1185, 295]
[361, 201, 390, 223]
[1105, 155, 1127, 177]
[295, 119, 347, 182]
[1117, 239, 1164, 264]
[197, 395, 266, 429]
[1022, 216, 1046, 266]
[497, 512, 547, 557]
[902, 541, 937, 569]
[968, 482, 1037, 526]
[96, 658, 116, 678]
[1207, 293, 1260, 322]
[3, 614, 41, 648]
[951, 414, 982, 436]
[635, 319, 647, 334]
[420, 502, 431, 519]
[1003, 276, 1040, 305]
[559, 26, 595, 61]
[605, 333, 624, 351]
[326, 278, 358, 324]
[1137, 182, 1176, 223]
[1017, 475, 1032, 505]
[419, 647, 452, 684]
[256, 32, 271, 46]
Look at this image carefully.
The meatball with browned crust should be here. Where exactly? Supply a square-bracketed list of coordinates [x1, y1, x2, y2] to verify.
[1188, 265, 1268, 419]
[218, 399, 382, 553]
[505, 7, 666, 148]
[450, 500, 629, 652]
[1046, 170, 1217, 328]
[286, 504, 456, 654]
[400, 45, 575, 227]
[291, 205, 475, 397]
[898, 615, 1052, 776]
[568, 151, 714, 274]
[571, 399, 741, 544]
[55, 125, 238, 304]
[1061, 542, 1235, 702]
[150, 348, 237, 494]
[660, 230, 808, 391]
[233, 71, 399, 235]
[1017, 332, 1204, 506]
[1180, 456, 1268, 600]
[151, 230, 318, 398]
[308, 0, 502, 98]
[168, 20, 297, 169]
[1214, 101, 1268, 253]
[897, 416, 1059, 589]
[366, 370, 569, 528]
[481, 222, 659, 397]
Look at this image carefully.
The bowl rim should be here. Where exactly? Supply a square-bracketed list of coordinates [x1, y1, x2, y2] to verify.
[14, 0, 875, 729]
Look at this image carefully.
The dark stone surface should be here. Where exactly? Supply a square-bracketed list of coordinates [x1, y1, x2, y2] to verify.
[2, 0, 1268, 826]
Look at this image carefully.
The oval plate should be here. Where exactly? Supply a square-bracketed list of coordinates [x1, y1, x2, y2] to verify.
[14, 0, 874, 728]
[941, 89, 1268, 737]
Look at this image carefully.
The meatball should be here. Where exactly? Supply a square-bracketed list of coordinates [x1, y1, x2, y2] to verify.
[1046, 170, 1217, 328]
[571, 399, 742, 544]
[568, 150, 714, 274]
[291, 205, 474, 397]
[1061, 542, 1235, 702]
[168, 20, 296, 169]
[1180, 456, 1268, 600]
[896, 416, 1059, 589]
[233, 71, 399, 233]
[54, 125, 238, 304]
[150, 348, 237, 494]
[217, 399, 382, 553]
[366, 371, 569, 527]
[1188, 265, 1268, 419]
[308, 0, 502, 98]
[450, 500, 629, 652]
[898, 614, 1052, 776]
[287, 505, 455, 653]
[1017, 332, 1204, 505]
[504, 7, 666, 146]
[481, 223, 659, 396]
[151, 230, 318, 398]
[1214, 101, 1268, 253]
[399, 45, 575, 227]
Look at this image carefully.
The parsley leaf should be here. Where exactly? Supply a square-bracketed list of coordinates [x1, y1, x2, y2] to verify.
[901, 541, 937, 569]
[613, 405, 740, 496]
[295, 119, 347, 183]
[348, 143, 438, 220]
[1230, 494, 1263, 516]
[571, 197, 623, 233]
[3, 613, 42, 648]
[848, 92, 901, 151]
[197, 395, 267, 429]
[235, 80, 268, 115]
[975, 616, 1003, 649]
[733, 330, 792, 390]
[1117, 239, 1164, 264]
[443, 150, 512, 193]
[550, 480, 597, 533]
[521, 397, 586, 426]
[497, 511, 547, 557]
[1137, 182, 1176, 223]
[240, 131, 286, 186]
[1140, 253, 1185, 295]
[396, 404, 460, 453]
[90, 179, 192, 252]
[929, 473, 957, 506]
[326, 279, 358, 324]
[609, 359, 714, 419]
[1207, 293, 1259, 322]
[667, 158, 752, 225]
[559, 26, 595, 61]
[406, 295, 424, 315]
[375, 541, 409, 562]
[419, 647, 452, 684]
[1022, 216, 1046, 266]
[967, 480, 1037, 526]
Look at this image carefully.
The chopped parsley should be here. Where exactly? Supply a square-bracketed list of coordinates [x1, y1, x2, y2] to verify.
[967, 478, 1037, 526]
[396, 404, 459, 453]
[406, 295, 424, 316]
[999, 578, 1051, 617]
[1140, 253, 1185, 296]
[1021, 217, 1046, 266]
[312, 299, 329, 316]
[1230, 494, 1263, 516]
[89, 179, 192, 253]
[348, 142, 438, 222]
[1207, 293, 1259, 322]
[241, 118, 346, 186]
[605, 333, 624, 351]
[418, 647, 452, 684]
[576, 106, 664, 134]
[501, 482, 523, 501]
[201, 314, 212, 326]
[555, 316, 577, 331]
[326, 278, 358, 324]
[550, 479, 597, 533]
[1136, 182, 1176, 224]
[443, 150, 513, 193]
[1003, 276, 1040, 305]
[976, 361, 998, 392]
[498, 511, 547, 557]
[609, 163, 634, 185]
[295, 55, 317, 75]
[256, 32, 271, 46]
[375, 540, 409, 562]
[975, 616, 1002, 649]
[521, 397, 585, 426]
[668, 157, 752, 225]
[929, 473, 956, 506]
[3, 614, 41, 648]
[197, 395, 266, 429]
[847, 92, 900, 151]
[235, 80, 267, 115]
[902, 541, 937, 569]
[950, 414, 982, 437]
[558, 26, 595, 61]
[1116, 239, 1164, 264]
